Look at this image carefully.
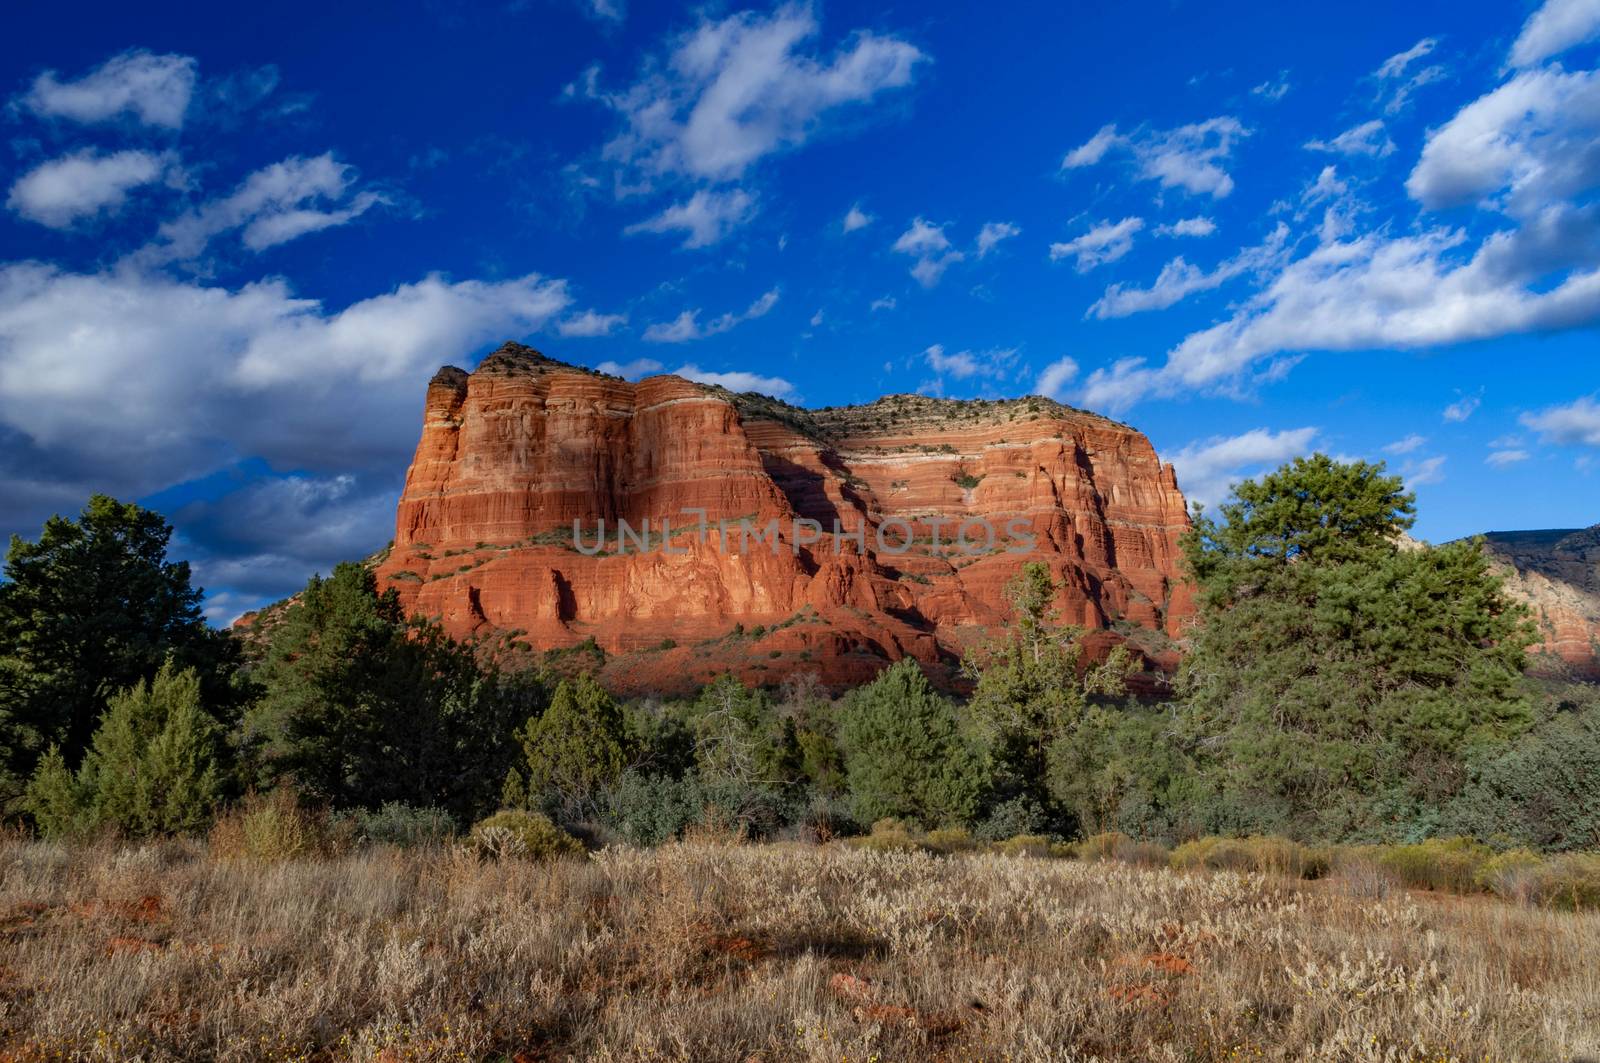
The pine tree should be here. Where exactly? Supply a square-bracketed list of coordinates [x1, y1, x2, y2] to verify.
[245, 562, 537, 821]
[0, 495, 243, 809]
[1177, 455, 1537, 839]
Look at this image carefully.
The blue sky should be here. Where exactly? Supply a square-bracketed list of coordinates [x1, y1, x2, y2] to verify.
[3, 0, 1599, 621]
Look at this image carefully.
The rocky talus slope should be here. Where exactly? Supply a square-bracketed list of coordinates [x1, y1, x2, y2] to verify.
[371, 343, 1194, 693]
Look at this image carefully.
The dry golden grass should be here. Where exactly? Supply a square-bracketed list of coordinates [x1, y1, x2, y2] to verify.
[2, 835, 1599, 1061]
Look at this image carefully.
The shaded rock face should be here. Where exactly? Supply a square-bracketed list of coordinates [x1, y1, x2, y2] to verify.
[1479, 525, 1600, 680]
[375, 343, 1194, 693]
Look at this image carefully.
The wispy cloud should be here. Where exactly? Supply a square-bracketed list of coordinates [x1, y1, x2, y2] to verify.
[1383, 433, 1428, 455]
[1305, 119, 1395, 158]
[1062, 116, 1249, 198]
[1033, 357, 1079, 400]
[1443, 393, 1482, 423]
[146, 153, 384, 262]
[558, 310, 628, 337]
[1522, 394, 1600, 445]
[1088, 223, 1287, 318]
[1508, 0, 1600, 69]
[1049, 217, 1144, 271]
[624, 187, 755, 249]
[842, 203, 873, 232]
[975, 220, 1021, 257]
[643, 287, 779, 342]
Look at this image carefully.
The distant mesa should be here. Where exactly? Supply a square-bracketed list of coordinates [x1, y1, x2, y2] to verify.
[369, 341, 1196, 693]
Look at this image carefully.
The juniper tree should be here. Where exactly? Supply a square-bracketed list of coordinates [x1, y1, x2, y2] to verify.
[24, 662, 223, 838]
[837, 658, 987, 828]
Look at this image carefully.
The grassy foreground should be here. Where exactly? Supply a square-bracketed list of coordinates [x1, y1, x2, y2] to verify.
[2, 837, 1599, 1062]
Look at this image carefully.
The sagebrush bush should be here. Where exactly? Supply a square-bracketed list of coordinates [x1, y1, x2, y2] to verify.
[846, 817, 928, 852]
[470, 810, 583, 861]
[602, 771, 802, 846]
[336, 802, 456, 847]
[1171, 835, 1326, 878]
[1474, 847, 1546, 904]
[209, 789, 332, 863]
[1078, 831, 1170, 867]
[993, 834, 1054, 858]
[1520, 853, 1600, 911]
[1376, 836, 1494, 893]
[924, 827, 979, 853]
[973, 795, 1049, 842]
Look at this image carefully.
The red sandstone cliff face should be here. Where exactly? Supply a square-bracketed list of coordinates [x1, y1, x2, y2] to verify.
[1478, 526, 1600, 680]
[374, 343, 1194, 693]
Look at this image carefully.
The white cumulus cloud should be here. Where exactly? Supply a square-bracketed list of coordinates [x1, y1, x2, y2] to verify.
[588, 4, 925, 182]
[0, 262, 572, 533]
[23, 49, 197, 128]
[7, 149, 177, 228]
[1166, 427, 1321, 510]
[558, 310, 628, 337]
[1509, 0, 1600, 69]
[842, 203, 873, 232]
[1522, 394, 1600, 445]
[1063, 117, 1249, 199]
[1033, 356, 1079, 400]
[893, 217, 964, 286]
[975, 221, 1021, 257]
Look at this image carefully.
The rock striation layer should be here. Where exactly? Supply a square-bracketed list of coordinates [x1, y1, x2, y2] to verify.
[1478, 525, 1600, 680]
[374, 343, 1194, 693]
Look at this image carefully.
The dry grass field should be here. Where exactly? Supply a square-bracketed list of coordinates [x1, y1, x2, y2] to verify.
[2, 835, 1598, 1062]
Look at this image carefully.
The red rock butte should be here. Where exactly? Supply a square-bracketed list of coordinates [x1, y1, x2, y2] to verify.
[374, 342, 1196, 693]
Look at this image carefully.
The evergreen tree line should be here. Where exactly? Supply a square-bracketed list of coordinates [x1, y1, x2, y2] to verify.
[2, 457, 1596, 850]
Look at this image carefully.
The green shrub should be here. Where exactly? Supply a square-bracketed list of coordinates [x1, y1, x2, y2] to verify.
[846, 817, 929, 852]
[210, 789, 328, 863]
[338, 802, 456, 847]
[1078, 830, 1169, 867]
[1475, 847, 1546, 903]
[1521, 853, 1600, 911]
[973, 796, 1048, 842]
[25, 663, 225, 839]
[993, 834, 1054, 858]
[602, 771, 803, 846]
[1170, 835, 1323, 878]
[837, 659, 988, 829]
[1376, 837, 1493, 893]
[470, 810, 584, 861]
[1445, 690, 1600, 851]
[925, 827, 979, 854]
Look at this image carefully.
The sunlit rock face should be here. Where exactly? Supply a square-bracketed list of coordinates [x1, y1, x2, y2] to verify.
[1477, 525, 1600, 680]
[375, 343, 1194, 693]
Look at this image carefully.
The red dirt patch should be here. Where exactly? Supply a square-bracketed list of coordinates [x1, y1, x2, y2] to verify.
[1142, 951, 1195, 976]
[1107, 983, 1175, 1007]
[105, 935, 162, 956]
